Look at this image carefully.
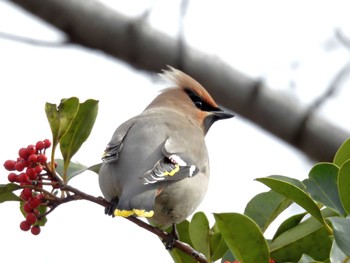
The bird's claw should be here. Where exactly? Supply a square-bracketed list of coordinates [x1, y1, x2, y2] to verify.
[163, 223, 178, 250]
[105, 197, 119, 217]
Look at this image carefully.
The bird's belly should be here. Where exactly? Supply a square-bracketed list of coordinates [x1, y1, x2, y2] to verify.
[148, 172, 208, 229]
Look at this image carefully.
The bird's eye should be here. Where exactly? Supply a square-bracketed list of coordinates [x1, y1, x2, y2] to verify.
[194, 100, 203, 109]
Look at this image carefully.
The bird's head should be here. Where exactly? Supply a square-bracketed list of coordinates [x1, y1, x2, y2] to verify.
[146, 66, 234, 134]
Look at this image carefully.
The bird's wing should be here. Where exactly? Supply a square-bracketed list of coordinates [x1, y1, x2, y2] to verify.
[101, 120, 135, 163]
[142, 137, 199, 185]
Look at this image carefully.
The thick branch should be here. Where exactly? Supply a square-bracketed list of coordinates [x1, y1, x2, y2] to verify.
[7, 0, 350, 161]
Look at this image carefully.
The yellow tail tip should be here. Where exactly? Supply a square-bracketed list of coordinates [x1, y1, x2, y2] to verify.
[114, 209, 135, 217]
[133, 209, 154, 218]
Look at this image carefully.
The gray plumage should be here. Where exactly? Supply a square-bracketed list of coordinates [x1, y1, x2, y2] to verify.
[98, 67, 233, 229]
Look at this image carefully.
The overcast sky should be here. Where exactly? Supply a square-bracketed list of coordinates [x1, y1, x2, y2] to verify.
[1, 1, 350, 262]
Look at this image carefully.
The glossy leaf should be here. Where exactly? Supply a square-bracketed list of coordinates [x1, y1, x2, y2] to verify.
[210, 232, 228, 262]
[221, 249, 236, 263]
[55, 159, 100, 182]
[244, 190, 292, 233]
[45, 97, 80, 149]
[214, 213, 270, 263]
[256, 176, 326, 226]
[169, 220, 197, 263]
[273, 212, 306, 240]
[334, 138, 350, 167]
[60, 99, 98, 181]
[304, 163, 344, 215]
[87, 163, 102, 175]
[338, 160, 350, 215]
[270, 210, 333, 262]
[328, 217, 350, 257]
[189, 212, 210, 261]
[297, 254, 322, 263]
[0, 183, 21, 203]
[330, 240, 349, 263]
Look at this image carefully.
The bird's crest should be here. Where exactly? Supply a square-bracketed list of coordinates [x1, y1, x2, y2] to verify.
[160, 66, 218, 108]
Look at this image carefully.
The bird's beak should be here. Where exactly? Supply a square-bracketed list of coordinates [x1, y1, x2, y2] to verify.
[212, 108, 235, 120]
[203, 107, 234, 134]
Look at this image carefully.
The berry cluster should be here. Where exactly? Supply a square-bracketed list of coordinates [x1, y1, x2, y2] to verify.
[3, 139, 56, 235]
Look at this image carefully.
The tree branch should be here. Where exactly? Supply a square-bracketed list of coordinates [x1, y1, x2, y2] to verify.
[56, 184, 208, 263]
[6, 0, 350, 161]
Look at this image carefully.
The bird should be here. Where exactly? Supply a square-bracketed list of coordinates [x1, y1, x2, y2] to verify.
[98, 66, 233, 248]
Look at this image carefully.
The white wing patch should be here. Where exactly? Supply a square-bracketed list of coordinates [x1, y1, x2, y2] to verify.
[169, 154, 187, 166]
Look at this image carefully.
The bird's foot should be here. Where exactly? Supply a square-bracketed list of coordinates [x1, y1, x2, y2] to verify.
[163, 223, 178, 250]
[105, 197, 119, 217]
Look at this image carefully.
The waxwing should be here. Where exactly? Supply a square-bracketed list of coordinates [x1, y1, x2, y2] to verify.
[99, 67, 233, 232]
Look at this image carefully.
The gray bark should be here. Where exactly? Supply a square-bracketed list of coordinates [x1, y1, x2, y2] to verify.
[7, 0, 350, 161]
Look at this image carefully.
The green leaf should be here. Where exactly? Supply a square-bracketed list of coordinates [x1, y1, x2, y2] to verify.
[36, 204, 48, 227]
[189, 212, 210, 261]
[45, 97, 80, 150]
[304, 163, 344, 216]
[270, 209, 335, 262]
[256, 176, 327, 226]
[269, 175, 306, 189]
[338, 160, 350, 215]
[244, 190, 292, 233]
[330, 240, 350, 263]
[87, 163, 102, 174]
[210, 232, 228, 262]
[328, 217, 350, 257]
[0, 183, 21, 203]
[298, 254, 322, 263]
[60, 99, 98, 181]
[273, 212, 307, 240]
[0, 192, 21, 203]
[55, 159, 101, 182]
[168, 220, 197, 263]
[0, 183, 21, 194]
[334, 138, 350, 167]
[221, 249, 236, 263]
[214, 213, 270, 263]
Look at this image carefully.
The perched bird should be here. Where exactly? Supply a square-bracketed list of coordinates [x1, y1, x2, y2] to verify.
[99, 67, 233, 246]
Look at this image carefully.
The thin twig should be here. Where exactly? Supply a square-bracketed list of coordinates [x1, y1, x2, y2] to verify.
[58, 184, 208, 263]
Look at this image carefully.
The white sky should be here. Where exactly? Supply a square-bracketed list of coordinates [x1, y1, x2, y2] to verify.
[0, 0, 349, 262]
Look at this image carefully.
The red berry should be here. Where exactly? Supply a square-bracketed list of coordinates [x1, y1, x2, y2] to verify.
[28, 197, 41, 209]
[21, 188, 33, 201]
[37, 154, 47, 164]
[26, 167, 37, 180]
[36, 141, 45, 151]
[36, 194, 44, 201]
[23, 202, 33, 213]
[43, 139, 51, 148]
[7, 173, 18, 183]
[31, 225, 41, 235]
[20, 220, 31, 231]
[4, 160, 16, 171]
[15, 161, 25, 172]
[34, 165, 43, 175]
[18, 173, 29, 183]
[26, 145, 36, 155]
[26, 212, 37, 225]
[18, 147, 29, 159]
[28, 154, 38, 163]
